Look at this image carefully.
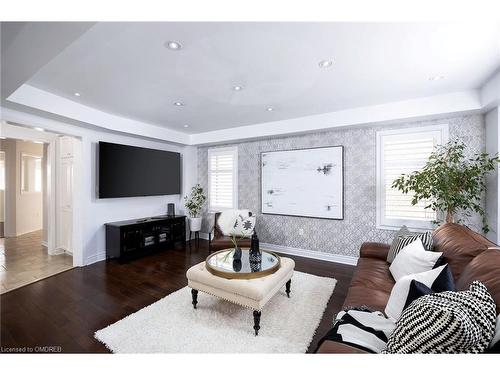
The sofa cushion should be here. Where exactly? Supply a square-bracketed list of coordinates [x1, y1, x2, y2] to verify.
[316, 340, 369, 354]
[349, 257, 394, 294]
[343, 287, 391, 312]
[456, 249, 500, 314]
[432, 223, 496, 281]
[344, 256, 393, 311]
[359, 242, 390, 260]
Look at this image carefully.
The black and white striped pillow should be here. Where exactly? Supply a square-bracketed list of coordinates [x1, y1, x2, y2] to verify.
[387, 231, 433, 263]
[384, 281, 496, 354]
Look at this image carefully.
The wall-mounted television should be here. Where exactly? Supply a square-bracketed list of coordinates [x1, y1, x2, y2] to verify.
[98, 142, 181, 198]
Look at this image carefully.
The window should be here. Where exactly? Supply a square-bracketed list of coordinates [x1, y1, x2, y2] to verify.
[208, 147, 238, 211]
[21, 153, 42, 194]
[376, 125, 449, 231]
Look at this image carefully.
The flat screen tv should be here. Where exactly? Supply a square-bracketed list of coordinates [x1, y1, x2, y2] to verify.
[98, 142, 181, 198]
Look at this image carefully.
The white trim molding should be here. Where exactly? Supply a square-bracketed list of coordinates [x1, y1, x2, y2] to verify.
[190, 91, 479, 145]
[5, 86, 484, 147]
[259, 242, 358, 266]
[195, 234, 358, 265]
[85, 250, 106, 266]
[8, 85, 190, 145]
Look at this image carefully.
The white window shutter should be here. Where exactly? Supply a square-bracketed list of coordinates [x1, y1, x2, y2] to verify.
[377, 125, 449, 231]
[208, 147, 238, 211]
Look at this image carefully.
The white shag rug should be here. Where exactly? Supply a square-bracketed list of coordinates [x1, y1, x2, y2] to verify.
[95, 271, 336, 353]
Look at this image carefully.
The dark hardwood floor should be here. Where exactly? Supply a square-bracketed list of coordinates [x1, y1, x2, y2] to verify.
[0, 240, 354, 353]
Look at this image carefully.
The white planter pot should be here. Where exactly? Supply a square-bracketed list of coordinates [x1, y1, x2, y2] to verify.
[189, 217, 202, 232]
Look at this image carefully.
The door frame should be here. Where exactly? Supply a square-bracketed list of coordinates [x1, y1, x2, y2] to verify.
[0, 121, 82, 266]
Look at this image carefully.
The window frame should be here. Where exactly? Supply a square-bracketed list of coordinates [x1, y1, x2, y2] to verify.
[376, 124, 449, 232]
[207, 146, 238, 212]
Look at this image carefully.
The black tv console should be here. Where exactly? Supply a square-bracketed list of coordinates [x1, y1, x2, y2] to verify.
[105, 215, 186, 260]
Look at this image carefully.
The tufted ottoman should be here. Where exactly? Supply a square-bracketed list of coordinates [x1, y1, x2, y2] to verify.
[186, 257, 295, 335]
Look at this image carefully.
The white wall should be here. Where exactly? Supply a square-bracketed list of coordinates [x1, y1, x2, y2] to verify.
[486, 107, 500, 243]
[15, 140, 44, 235]
[82, 133, 186, 264]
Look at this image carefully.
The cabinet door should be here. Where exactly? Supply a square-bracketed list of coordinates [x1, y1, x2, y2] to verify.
[156, 224, 171, 244]
[172, 220, 185, 241]
[122, 229, 141, 253]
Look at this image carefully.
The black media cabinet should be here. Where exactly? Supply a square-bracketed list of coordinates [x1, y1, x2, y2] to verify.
[105, 215, 186, 260]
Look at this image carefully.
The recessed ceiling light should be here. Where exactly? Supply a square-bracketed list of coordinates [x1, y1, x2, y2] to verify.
[232, 85, 243, 91]
[266, 107, 274, 112]
[34, 127, 44, 132]
[165, 41, 182, 50]
[74, 92, 81, 97]
[173, 102, 184, 106]
[428, 75, 445, 81]
[318, 60, 334, 68]
[183, 124, 189, 128]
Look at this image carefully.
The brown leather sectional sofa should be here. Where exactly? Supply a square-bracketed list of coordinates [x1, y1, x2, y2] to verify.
[317, 223, 500, 353]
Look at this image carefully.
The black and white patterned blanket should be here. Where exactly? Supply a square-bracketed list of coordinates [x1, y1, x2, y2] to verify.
[315, 307, 395, 353]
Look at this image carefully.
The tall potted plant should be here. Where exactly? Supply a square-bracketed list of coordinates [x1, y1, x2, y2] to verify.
[184, 184, 207, 232]
[392, 140, 499, 232]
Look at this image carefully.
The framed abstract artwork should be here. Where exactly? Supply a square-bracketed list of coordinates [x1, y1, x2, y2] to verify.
[261, 146, 344, 219]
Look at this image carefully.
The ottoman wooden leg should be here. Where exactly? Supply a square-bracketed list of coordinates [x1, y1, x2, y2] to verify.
[191, 289, 198, 309]
[286, 279, 291, 298]
[253, 310, 261, 336]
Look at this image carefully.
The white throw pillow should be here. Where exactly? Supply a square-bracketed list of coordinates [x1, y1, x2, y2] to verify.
[389, 238, 443, 281]
[385, 265, 447, 320]
[229, 214, 256, 238]
[217, 209, 249, 236]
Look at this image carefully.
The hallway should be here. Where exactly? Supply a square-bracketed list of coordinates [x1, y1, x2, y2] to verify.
[0, 231, 73, 294]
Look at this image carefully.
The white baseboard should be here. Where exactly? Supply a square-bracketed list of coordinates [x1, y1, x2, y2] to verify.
[84, 236, 358, 266]
[199, 232, 210, 240]
[86, 250, 106, 266]
[41, 240, 48, 248]
[198, 232, 358, 266]
[260, 242, 358, 266]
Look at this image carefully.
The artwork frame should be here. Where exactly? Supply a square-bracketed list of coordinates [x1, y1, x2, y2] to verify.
[260, 145, 344, 220]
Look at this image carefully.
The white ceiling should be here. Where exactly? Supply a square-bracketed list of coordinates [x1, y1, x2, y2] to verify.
[24, 22, 500, 135]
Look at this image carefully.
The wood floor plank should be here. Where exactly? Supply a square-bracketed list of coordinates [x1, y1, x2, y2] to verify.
[0, 240, 354, 353]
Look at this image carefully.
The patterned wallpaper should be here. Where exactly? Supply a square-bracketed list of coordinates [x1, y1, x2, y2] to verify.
[197, 115, 486, 258]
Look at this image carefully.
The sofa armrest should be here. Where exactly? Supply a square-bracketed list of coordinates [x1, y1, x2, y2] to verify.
[359, 242, 390, 261]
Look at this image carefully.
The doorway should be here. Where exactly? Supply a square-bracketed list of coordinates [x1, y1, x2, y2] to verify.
[0, 131, 75, 294]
